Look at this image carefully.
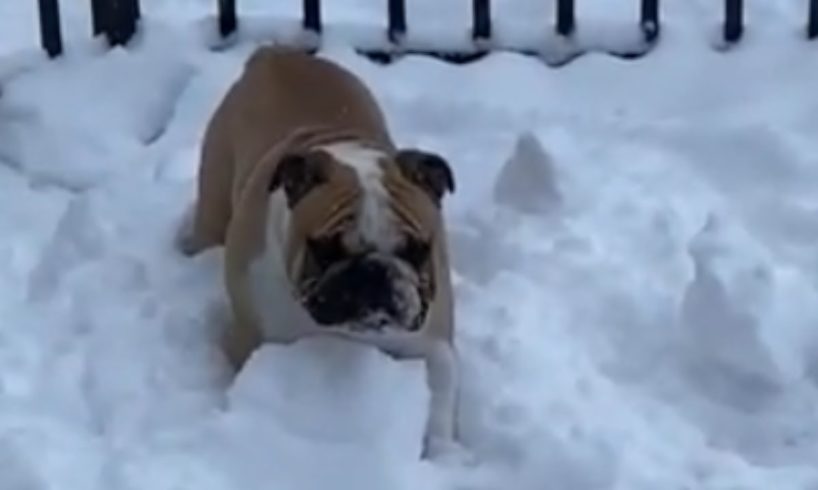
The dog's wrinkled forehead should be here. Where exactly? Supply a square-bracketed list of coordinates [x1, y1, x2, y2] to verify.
[320, 141, 400, 249]
[267, 142, 391, 251]
[268, 140, 456, 247]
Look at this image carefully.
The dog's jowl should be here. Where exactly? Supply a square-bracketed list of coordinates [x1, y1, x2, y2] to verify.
[176, 45, 462, 459]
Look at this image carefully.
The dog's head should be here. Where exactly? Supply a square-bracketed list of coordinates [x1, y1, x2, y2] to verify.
[268, 140, 455, 333]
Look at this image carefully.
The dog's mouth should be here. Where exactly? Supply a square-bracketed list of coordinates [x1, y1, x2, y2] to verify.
[297, 257, 428, 332]
[342, 300, 429, 333]
[298, 285, 429, 333]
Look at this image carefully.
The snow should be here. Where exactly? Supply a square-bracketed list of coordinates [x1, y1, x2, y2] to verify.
[2, 0, 818, 489]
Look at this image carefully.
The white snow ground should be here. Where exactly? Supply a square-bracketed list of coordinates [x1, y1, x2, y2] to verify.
[2, 0, 818, 489]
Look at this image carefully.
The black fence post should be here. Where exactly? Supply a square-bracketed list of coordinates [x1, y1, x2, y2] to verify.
[724, 0, 743, 43]
[387, 0, 407, 44]
[38, 0, 64, 57]
[218, 0, 237, 37]
[808, 0, 818, 39]
[641, 0, 660, 43]
[90, 0, 140, 46]
[472, 0, 491, 42]
[556, 0, 575, 37]
[303, 0, 321, 35]
[118, 0, 140, 45]
[91, 0, 106, 36]
[109, 0, 138, 46]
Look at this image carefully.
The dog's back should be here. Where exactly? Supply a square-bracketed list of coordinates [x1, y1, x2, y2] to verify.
[229, 46, 394, 180]
[183, 46, 395, 254]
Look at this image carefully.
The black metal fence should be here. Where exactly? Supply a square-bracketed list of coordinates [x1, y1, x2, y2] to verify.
[34, 0, 818, 63]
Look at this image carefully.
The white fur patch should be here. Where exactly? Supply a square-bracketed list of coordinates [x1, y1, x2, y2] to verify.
[318, 141, 397, 250]
[265, 189, 291, 264]
[246, 191, 312, 343]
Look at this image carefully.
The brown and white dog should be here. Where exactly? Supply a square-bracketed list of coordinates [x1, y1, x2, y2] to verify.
[176, 45, 460, 459]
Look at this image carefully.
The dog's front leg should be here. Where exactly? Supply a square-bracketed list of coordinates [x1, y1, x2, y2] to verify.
[421, 341, 464, 461]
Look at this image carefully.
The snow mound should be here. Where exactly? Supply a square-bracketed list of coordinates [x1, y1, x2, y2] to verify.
[493, 131, 561, 214]
[228, 337, 429, 458]
[0, 47, 194, 190]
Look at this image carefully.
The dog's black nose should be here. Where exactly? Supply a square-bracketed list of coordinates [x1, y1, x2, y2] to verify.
[306, 258, 399, 327]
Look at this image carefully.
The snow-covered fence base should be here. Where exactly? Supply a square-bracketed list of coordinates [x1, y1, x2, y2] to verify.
[34, 0, 818, 66]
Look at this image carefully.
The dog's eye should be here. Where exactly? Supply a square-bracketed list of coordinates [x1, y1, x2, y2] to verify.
[397, 237, 431, 270]
[307, 234, 346, 270]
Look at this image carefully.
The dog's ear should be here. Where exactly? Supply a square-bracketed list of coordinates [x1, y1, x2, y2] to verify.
[394, 149, 455, 205]
[269, 152, 329, 207]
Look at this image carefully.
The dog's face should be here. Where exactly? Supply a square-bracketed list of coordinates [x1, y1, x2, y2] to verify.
[268, 141, 455, 333]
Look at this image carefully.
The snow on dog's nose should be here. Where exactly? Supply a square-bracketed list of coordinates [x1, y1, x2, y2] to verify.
[304, 254, 424, 331]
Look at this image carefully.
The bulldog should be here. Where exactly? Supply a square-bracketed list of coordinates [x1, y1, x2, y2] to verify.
[176, 45, 461, 459]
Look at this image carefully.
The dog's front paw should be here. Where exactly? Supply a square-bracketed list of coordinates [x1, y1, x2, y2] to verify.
[421, 436, 476, 467]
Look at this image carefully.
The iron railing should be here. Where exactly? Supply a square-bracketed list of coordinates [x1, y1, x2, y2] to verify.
[33, 0, 818, 63]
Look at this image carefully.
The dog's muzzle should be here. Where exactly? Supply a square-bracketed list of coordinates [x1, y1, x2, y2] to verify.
[301, 254, 427, 332]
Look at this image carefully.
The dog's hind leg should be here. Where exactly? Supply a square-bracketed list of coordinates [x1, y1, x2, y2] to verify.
[177, 109, 235, 256]
[222, 316, 263, 373]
